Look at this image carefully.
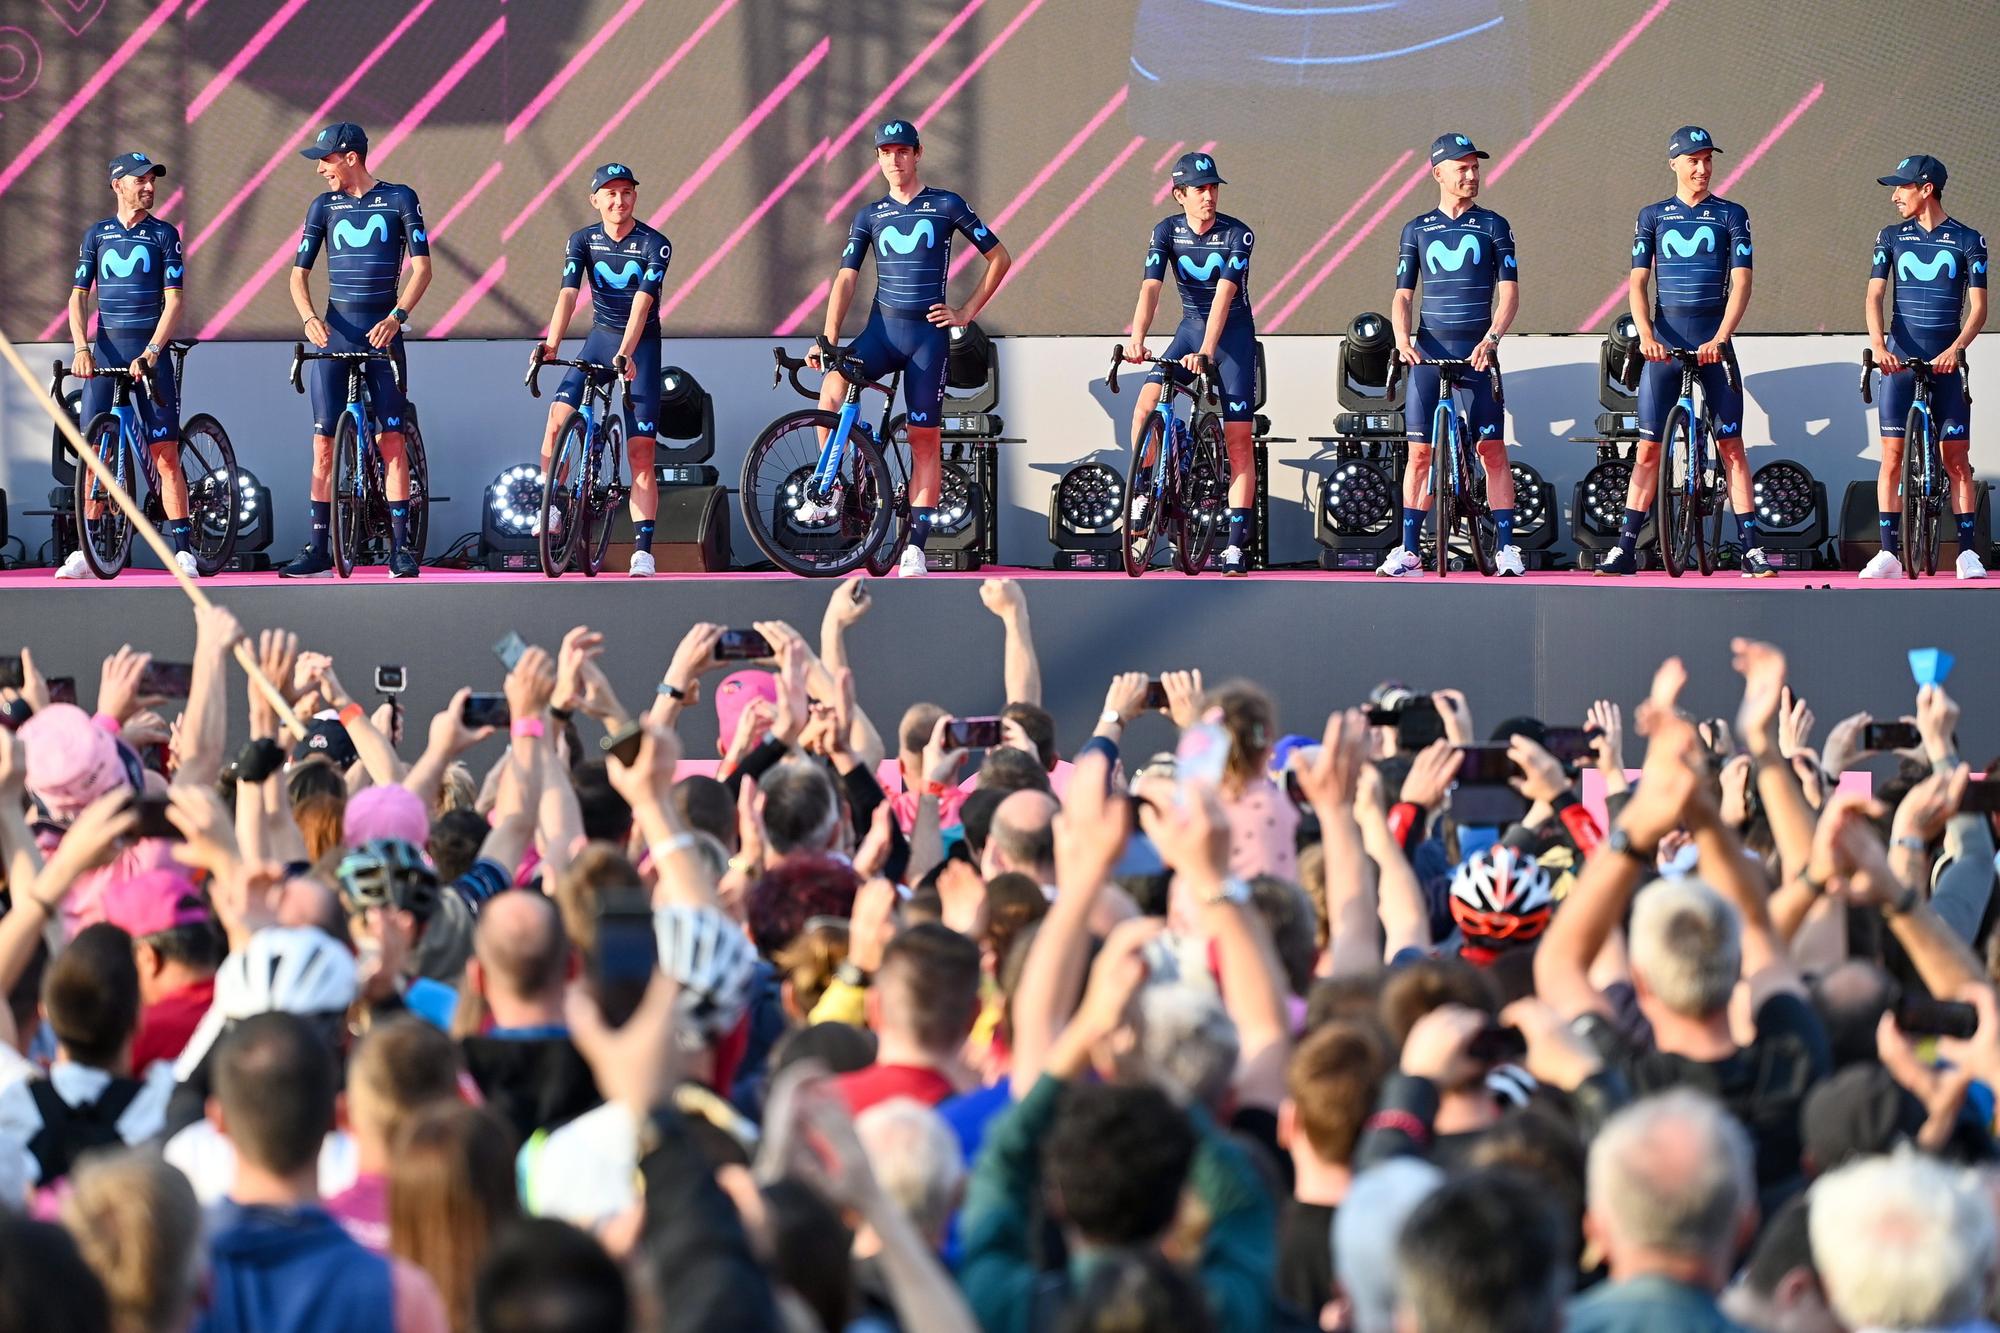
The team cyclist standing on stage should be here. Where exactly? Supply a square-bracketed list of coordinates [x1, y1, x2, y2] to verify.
[58, 117, 1987, 581]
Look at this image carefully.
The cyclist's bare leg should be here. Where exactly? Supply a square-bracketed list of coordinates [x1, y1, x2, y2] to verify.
[1716, 436, 1753, 512]
[1624, 440, 1663, 510]
[816, 370, 850, 447]
[539, 401, 574, 472]
[628, 434, 658, 522]
[1224, 420, 1255, 508]
[151, 438, 189, 521]
[1477, 440, 1515, 509]
[1131, 382, 1164, 467]
[908, 425, 941, 510]
[1944, 438, 1976, 512]
[1876, 435, 1905, 513]
[379, 431, 409, 502]
[310, 435, 334, 504]
[1402, 442, 1435, 514]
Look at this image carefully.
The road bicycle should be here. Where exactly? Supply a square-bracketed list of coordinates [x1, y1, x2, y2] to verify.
[525, 350, 628, 577]
[1861, 348, 1952, 578]
[1652, 346, 1738, 578]
[1388, 354, 1498, 577]
[1106, 348, 1228, 577]
[288, 344, 432, 577]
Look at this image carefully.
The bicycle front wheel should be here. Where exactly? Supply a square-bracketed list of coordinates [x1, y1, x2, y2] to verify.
[1175, 412, 1228, 575]
[1123, 416, 1168, 578]
[1461, 439, 1496, 577]
[1901, 408, 1936, 578]
[179, 413, 239, 576]
[331, 413, 364, 578]
[402, 407, 430, 561]
[865, 416, 911, 579]
[75, 415, 136, 579]
[583, 415, 622, 577]
[1655, 405, 1695, 578]
[740, 410, 893, 577]
[539, 414, 588, 577]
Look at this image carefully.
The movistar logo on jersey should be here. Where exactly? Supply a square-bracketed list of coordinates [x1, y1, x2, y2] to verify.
[878, 219, 937, 255]
[1502, 255, 1517, 269]
[843, 240, 859, 259]
[298, 234, 312, 254]
[1944, 422, 1968, 437]
[1735, 242, 1752, 257]
[1425, 234, 1481, 273]
[1147, 250, 1161, 268]
[1179, 253, 1226, 280]
[1659, 226, 1716, 258]
[594, 259, 643, 289]
[1633, 240, 1647, 257]
[1875, 248, 1888, 266]
[909, 410, 929, 423]
[565, 259, 579, 277]
[166, 264, 183, 280]
[331, 215, 391, 250]
[74, 263, 90, 283]
[1397, 257, 1410, 277]
[635, 419, 654, 434]
[644, 267, 662, 282]
[1975, 261, 1989, 275]
[100, 245, 152, 278]
[1228, 254, 1247, 270]
[411, 227, 426, 244]
[972, 225, 989, 240]
[1898, 250, 1957, 282]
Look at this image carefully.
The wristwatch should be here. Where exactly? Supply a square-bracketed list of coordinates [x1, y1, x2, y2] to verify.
[835, 961, 871, 989]
[1606, 826, 1656, 865]
[656, 681, 687, 701]
[1098, 708, 1123, 729]
[144, 343, 161, 359]
[390, 307, 409, 324]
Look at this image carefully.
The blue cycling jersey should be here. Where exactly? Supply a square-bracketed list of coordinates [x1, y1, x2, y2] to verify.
[840, 186, 999, 316]
[73, 214, 183, 331]
[1395, 204, 1517, 344]
[1631, 194, 1751, 313]
[1141, 211, 1255, 321]
[561, 221, 671, 330]
[1870, 215, 1989, 359]
[294, 183, 429, 315]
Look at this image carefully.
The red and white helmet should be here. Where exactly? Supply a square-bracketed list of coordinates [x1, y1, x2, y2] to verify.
[1449, 846, 1555, 945]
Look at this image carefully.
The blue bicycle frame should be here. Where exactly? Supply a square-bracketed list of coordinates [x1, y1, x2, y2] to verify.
[1142, 379, 1196, 504]
[1430, 389, 1465, 507]
[810, 396, 866, 495]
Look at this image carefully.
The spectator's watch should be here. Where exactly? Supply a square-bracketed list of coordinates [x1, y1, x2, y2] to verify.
[1884, 883, 1921, 917]
[656, 681, 687, 701]
[1098, 708, 1123, 729]
[1606, 826, 1655, 865]
[835, 961, 871, 989]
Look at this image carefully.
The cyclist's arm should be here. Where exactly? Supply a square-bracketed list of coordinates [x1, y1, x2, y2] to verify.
[1488, 278, 1519, 340]
[393, 254, 432, 321]
[1390, 289, 1417, 356]
[1948, 287, 1988, 354]
[957, 241, 1010, 324]
[145, 289, 183, 366]
[1626, 268, 1657, 343]
[1714, 270, 1752, 345]
[1128, 279, 1161, 349]
[821, 269, 859, 343]
[289, 266, 319, 326]
[1199, 280, 1236, 361]
[542, 287, 579, 352]
[616, 292, 656, 364]
[1866, 277, 1892, 354]
[66, 286, 92, 357]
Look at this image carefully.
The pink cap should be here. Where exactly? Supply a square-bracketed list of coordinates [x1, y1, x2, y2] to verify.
[99, 868, 208, 938]
[19, 704, 130, 819]
[714, 670, 778, 748]
[343, 784, 431, 850]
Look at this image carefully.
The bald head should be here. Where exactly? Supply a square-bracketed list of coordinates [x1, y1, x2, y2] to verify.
[1587, 1090, 1753, 1280]
[983, 790, 1057, 882]
[474, 890, 569, 1006]
[278, 877, 348, 944]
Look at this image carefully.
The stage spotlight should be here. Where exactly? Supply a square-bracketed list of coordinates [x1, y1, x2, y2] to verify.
[1571, 458, 1643, 570]
[946, 321, 994, 390]
[1313, 457, 1399, 571]
[1508, 460, 1559, 557]
[652, 365, 715, 472]
[1749, 458, 1828, 568]
[213, 469, 273, 570]
[923, 458, 987, 572]
[1600, 313, 1642, 412]
[481, 464, 545, 571]
[1047, 462, 1123, 570]
[1337, 311, 1403, 413]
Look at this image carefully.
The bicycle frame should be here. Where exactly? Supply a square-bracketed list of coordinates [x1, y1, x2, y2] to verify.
[807, 364, 899, 502]
[1145, 373, 1200, 501]
[1429, 366, 1473, 507]
[1666, 351, 1718, 513]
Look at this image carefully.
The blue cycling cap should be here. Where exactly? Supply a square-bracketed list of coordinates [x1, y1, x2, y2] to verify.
[874, 120, 921, 149]
[1668, 125, 1721, 158]
[1429, 133, 1488, 165]
[1878, 154, 1946, 190]
[299, 123, 368, 160]
[590, 162, 638, 192]
[1172, 151, 1225, 187]
[108, 152, 165, 182]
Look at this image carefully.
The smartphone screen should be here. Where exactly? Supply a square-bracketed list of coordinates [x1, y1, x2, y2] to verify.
[461, 693, 511, 729]
[1467, 1024, 1528, 1065]
[1895, 995, 1979, 1040]
[1863, 721, 1922, 751]
[48, 677, 77, 706]
[600, 722, 644, 766]
[492, 631, 528, 671]
[715, 628, 774, 661]
[1142, 679, 1170, 711]
[1455, 745, 1521, 785]
[944, 717, 1004, 750]
[1539, 727, 1595, 769]
[139, 660, 193, 698]
[1396, 698, 1446, 750]
[589, 892, 658, 1028]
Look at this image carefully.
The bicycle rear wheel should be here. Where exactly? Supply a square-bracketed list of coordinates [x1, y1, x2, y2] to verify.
[1431, 407, 1458, 579]
[583, 416, 622, 576]
[401, 407, 430, 560]
[865, 416, 911, 579]
[75, 415, 136, 579]
[1175, 412, 1228, 575]
[1655, 405, 1694, 578]
[1461, 440, 1496, 577]
[331, 413, 364, 578]
[539, 414, 588, 577]
[740, 410, 893, 577]
[179, 413, 240, 575]
[1123, 416, 1168, 578]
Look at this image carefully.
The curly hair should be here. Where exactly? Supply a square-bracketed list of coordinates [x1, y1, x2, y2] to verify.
[746, 855, 859, 957]
[772, 918, 849, 1019]
[1044, 1082, 1197, 1246]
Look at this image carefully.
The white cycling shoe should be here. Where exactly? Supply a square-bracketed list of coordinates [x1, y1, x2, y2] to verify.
[53, 550, 89, 580]
[1494, 545, 1525, 577]
[629, 551, 655, 578]
[174, 550, 199, 579]
[895, 547, 928, 578]
[1957, 550, 1987, 581]
[1375, 546, 1424, 578]
[1858, 549, 1902, 579]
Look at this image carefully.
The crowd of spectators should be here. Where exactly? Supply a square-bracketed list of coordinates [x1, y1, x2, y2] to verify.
[0, 575, 1996, 1333]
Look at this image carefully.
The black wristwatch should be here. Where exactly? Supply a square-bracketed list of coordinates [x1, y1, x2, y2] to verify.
[390, 306, 409, 325]
[1606, 826, 1656, 865]
[835, 961, 871, 989]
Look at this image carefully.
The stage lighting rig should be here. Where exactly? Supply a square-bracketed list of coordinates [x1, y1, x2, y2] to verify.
[481, 464, 545, 571]
[1748, 458, 1828, 569]
[1048, 462, 1123, 570]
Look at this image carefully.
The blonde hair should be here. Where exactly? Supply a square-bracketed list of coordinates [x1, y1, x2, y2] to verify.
[436, 762, 477, 816]
[390, 1103, 520, 1333]
[61, 1149, 203, 1333]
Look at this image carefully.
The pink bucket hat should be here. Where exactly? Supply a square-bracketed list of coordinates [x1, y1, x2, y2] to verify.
[19, 704, 131, 820]
[342, 783, 431, 850]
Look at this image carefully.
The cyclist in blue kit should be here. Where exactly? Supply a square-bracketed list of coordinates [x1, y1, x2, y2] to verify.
[1598, 125, 1763, 578]
[1860, 154, 1989, 580]
[281, 123, 432, 579]
[1379, 133, 1523, 579]
[530, 163, 672, 577]
[1126, 150, 1259, 575]
[808, 119, 1010, 577]
[60, 151, 192, 580]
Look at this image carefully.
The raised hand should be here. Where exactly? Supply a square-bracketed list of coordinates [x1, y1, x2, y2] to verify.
[1731, 637, 1787, 757]
[823, 576, 871, 630]
[1053, 748, 1129, 896]
[552, 626, 606, 715]
[1293, 708, 1368, 812]
[1432, 688, 1474, 747]
[979, 577, 1026, 621]
[1585, 699, 1625, 778]
[1915, 683, 1962, 766]
[1507, 734, 1570, 805]
[1160, 669, 1205, 729]
[96, 644, 153, 723]
[1400, 738, 1459, 811]
[504, 645, 558, 722]
[1779, 688, 1816, 760]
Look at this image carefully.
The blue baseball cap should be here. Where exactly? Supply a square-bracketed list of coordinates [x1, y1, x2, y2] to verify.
[1429, 132, 1488, 165]
[1668, 125, 1721, 158]
[873, 120, 921, 149]
[1171, 151, 1225, 187]
[298, 123, 368, 160]
[108, 152, 165, 182]
[590, 162, 638, 192]
[1879, 154, 1947, 190]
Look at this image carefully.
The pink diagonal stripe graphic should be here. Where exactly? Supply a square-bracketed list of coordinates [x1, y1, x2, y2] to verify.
[822, 0, 1048, 224]
[948, 86, 1126, 279]
[775, 278, 832, 338]
[1263, 161, 1430, 332]
[186, 1, 436, 257]
[185, 0, 215, 17]
[429, 256, 507, 338]
[507, 0, 650, 142]
[1258, 151, 1412, 313]
[431, 160, 505, 241]
[1008, 136, 1148, 279]
[1151, 141, 1186, 173]
[660, 139, 831, 321]
[38, 188, 187, 340]
[186, 0, 312, 122]
[648, 37, 829, 227]
[1487, 0, 1674, 184]
[1575, 81, 1824, 332]
[0, 0, 184, 200]
[198, 18, 503, 339]
[1154, 140, 1215, 205]
[829, 0, 988, 161]
[503, 0, 740, 242]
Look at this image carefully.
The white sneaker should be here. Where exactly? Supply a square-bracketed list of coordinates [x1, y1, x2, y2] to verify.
[895, 546, 928, 578]
[794, 487, 842, 525]
[1956, 549, 1987, 580]
[174, 550, 199, 579]
[628, 550, 655, 578]
[1494, 545, 1525, 577]
[53, 550, 88, 580]
[1375, 546, 1423, 578]
[530, 509, 563, 537]
[1129, 494, 1150, 527]
[1859, 549, 1902, 579]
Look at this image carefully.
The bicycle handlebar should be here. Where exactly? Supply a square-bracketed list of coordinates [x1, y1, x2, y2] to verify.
[50, 357, 152, 401]
[1859, 347, 1941, 405]
[1385, 351, 1502, 401]
[525, 349, 620, 399]
[771, 336, 885, 400]
[289, 341, 405, 396]
[1106, 345, 1220, 400]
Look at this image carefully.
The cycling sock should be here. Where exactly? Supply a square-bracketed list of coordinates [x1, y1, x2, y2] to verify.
[309, 501, 331, 556]
[909, 507, 935, 551]
[1879, 512, 1901, 554]
[633, 520, 656, 554]
[165, 518, 192, 555]
[388, 502, 409, 552]
[1491, 508, 1515, 549]
[1616, 508, 1646, 555]
[1400, 507, 1425, 553]
[1227, 508, 1251, 550]
[1956, 512, 1978, 554]
[1736, 511, 1760, 549]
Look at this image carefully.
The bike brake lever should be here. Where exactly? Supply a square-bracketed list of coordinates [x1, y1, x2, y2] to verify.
[289, 343, 306, 395]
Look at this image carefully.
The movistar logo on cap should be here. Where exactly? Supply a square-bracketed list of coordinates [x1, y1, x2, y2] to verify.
[883, 123, 904, 136]
[607, 164, 627, 176]
[1454, 135, 1468, 146]
[1195, 156, 1211, 170]
[319, 128, 334, 143]
[1900, 157, 1912, 169]
[132, 152, 149, 162]
[1688, 129, 1706, 142]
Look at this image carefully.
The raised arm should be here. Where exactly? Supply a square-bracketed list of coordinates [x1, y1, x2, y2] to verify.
[978, 579, 1041, 707]
[171, 604, 244, 791]
[302, 654, 406, 787]
[1295, 710, 1384, 976]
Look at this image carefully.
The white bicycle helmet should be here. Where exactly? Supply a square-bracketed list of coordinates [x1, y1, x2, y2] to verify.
[1448, 846, 1556, 947]
[654, 904, 758, 1051]
[174, 926, 358, 1078]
